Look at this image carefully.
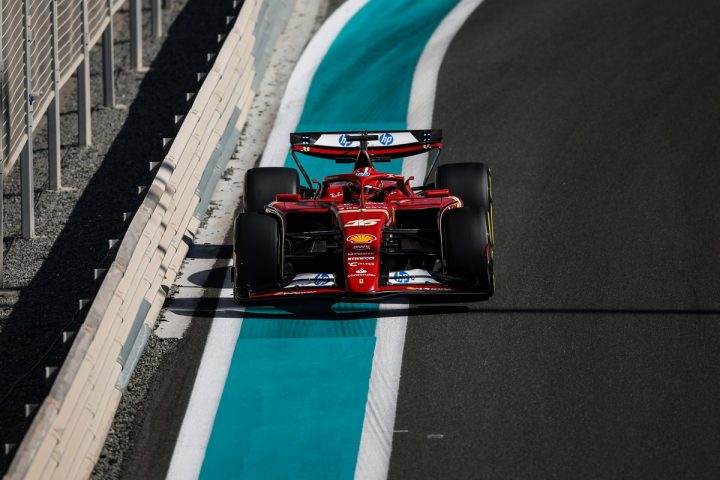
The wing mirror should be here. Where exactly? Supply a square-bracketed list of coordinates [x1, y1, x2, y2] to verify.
[425, 189, 450, 198]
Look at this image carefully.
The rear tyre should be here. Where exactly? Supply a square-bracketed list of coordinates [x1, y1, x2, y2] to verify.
[233, 212, 280, 299]
[245, 167, 300, 212]
[442, 207, 494, 295]
[436, 162, 494, 245]
[436, 162, 491, 210]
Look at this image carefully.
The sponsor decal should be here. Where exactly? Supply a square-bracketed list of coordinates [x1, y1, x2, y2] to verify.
[387, 269, 440, 286]
[285, 273, 337, 289]
[355, 168, 371, 177]
[347, 234, 376, 244]
[336, 204, 386, 211]
[393, 271, 410, 284]
[352, 245, 371, 251]
[338, 134, 352, 147]
[314, 273, 331, 286]
[349, 266, 375, 278]
[329, 191, 343, 198]
[345, 219, 380, 227]
[379, 132, 394, 145]
[348, 262, 375, 267]
[346, 254, 375, 259]
[359, 278, 364, 285]
[406, 286, 453, 291]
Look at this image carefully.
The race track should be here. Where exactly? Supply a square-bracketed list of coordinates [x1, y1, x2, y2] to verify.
[110, 0, 720, 478]
[390, 0, 720, 478]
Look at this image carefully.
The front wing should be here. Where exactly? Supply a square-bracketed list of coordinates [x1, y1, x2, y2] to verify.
[234, 283, 493, 305]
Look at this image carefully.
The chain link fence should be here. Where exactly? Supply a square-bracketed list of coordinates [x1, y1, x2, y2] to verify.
[1, 0, 27, 168]
[2, 0, 118, 173]
[0, 0, 162, 281]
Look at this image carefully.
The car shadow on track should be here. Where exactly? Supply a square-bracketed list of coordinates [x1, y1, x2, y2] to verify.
[171, 296, 720, 321]
[466, 307, 720, 316]
[172, 265, 720, 320]
[166, 295, 472, 320]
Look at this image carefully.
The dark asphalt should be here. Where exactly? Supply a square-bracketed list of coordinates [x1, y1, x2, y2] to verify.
[390, 0, 720, 479]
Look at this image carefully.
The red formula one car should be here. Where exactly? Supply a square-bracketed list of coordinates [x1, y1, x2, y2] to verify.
[232, 130, 494, 303]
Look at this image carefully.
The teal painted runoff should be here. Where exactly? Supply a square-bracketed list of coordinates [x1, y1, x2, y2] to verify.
[200, 338, 375, 479]
[200, 0, 460, 478]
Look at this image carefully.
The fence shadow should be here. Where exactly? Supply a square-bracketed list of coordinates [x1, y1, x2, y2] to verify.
[0, 0, 238, 455]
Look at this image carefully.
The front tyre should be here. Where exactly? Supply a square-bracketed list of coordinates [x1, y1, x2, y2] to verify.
[436, 162, 494, 245]
[244, 167, 300, 213]
[233, 212, 281, 300]
[442, 207, 494, 296]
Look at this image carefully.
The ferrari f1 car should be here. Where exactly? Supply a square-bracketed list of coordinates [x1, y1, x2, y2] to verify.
[233, 130, 494, 303]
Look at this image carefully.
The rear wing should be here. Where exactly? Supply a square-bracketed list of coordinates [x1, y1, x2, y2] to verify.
[289, 130, 442, 159]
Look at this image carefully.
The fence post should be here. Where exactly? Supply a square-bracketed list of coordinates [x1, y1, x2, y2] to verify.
[0, 168, 3, 286]
[21, 0, 35, 239]
[48, 0, 62, 190]
[78, 0, 92, 147]
[103, 0, 116, 107]
[0, 4, 5, 282]
[152, 0, 162, 38]
[130, 0, 143, 70]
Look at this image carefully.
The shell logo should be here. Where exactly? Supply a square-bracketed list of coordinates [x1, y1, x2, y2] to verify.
[347, 234, 376, 244]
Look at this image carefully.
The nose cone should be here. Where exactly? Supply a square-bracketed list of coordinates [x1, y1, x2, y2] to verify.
[343, 214, 386, 294]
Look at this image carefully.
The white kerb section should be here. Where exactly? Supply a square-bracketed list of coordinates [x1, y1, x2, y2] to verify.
[165, 1, 369, 478]
[260, 0, 370, 168]
[165, 311, 243, 480]
[354, 1, 487, 479]
[402, 0, 488, 187]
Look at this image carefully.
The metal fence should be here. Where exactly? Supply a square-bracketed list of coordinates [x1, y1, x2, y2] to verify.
[0, 0, 164, 288]
[3, 0, 278, 475]
[0, 0, 162, 242]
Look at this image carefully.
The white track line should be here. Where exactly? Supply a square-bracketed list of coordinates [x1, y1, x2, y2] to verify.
[261, 0, 370, 168]
[354, 1, 487, 478]
[165, 2, 369, 478]
[401, 0, 487, 187]
[165, 310, 243, 480]
[353, 302, 409, 480]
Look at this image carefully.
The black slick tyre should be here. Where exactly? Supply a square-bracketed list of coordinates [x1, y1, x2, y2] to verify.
[442, 207, 493, 295]
[245, 167, 300, 213]
[233, 212, 280, 300]
[436, 162, 491, 211]
[436, 162, 494, 245]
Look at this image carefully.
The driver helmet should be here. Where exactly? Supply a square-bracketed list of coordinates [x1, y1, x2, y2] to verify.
[364, 180, 384, 201]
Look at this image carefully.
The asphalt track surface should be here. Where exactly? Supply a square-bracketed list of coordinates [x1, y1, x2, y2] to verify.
[389, 0, 720, 479]
[115, 0, 720, 478]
